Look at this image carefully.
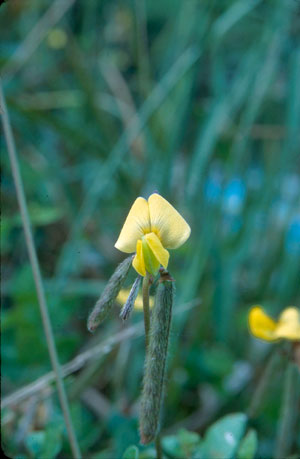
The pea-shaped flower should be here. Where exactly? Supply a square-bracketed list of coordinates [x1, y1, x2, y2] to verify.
[115, 193, 191, 276]
[248, 306, 300, 342]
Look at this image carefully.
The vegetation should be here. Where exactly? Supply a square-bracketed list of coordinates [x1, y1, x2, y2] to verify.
[1, 0, 300, 457]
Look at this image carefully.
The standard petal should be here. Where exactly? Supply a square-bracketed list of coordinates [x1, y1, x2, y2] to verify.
[275, 307, 300, 341]
[148, 193, 191, 249]
[132, 240, 146, 276]
[144, 232, 169, 268]
[248, 306, 278, 341]
[115, 197, 150, 253]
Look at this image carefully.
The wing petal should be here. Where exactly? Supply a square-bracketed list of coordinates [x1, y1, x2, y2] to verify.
[132, 240, 146, 276]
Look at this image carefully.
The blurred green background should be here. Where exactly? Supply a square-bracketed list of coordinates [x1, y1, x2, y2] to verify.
[1, 0, 300, 458]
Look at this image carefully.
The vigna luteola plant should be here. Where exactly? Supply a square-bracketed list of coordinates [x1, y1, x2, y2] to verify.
[88, 193, 191, 456]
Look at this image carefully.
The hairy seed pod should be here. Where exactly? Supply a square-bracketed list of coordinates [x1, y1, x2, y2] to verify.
[139, 279, 174, 444]
[87, 255, 133, 332]
[120, 276, 141, 321]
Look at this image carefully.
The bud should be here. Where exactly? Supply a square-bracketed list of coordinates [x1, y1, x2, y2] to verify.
[87, 255, 133, 332]
[120, 276, 142, 321]
[139, 277, 174, 444]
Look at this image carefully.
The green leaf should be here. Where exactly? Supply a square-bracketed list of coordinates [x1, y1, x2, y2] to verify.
[40, 423, 64, 459]
[179, 429, 201, 458]
[122, 445, 139, 459]
[16, 204, 63, 226]
[162, 434, 181, 458]
[139, 448, 157, 459]
[237, 429, 258, 459]
[201, 413, 247, 459]
[25, 431, 46, 458]
[178, 428, 201, 446]
[162, 429, 201, 459]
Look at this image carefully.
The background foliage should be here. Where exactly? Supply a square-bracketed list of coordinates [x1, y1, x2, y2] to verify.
[1, 0, 300, 457]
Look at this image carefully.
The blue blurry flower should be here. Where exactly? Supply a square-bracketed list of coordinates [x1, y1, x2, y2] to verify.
[285, 216, 300, 255]
[223, 178, 246, 215]
[204, 169, 222, 203]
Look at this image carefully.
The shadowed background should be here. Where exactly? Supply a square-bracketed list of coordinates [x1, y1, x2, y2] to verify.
[1, 0, 300, 457]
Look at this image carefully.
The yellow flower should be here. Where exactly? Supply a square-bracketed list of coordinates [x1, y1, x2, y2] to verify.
[115, 193, 191, 276]
[117, 289, 154, 310]
[47, 28, 68, 49]
[248, 306, 300, 342]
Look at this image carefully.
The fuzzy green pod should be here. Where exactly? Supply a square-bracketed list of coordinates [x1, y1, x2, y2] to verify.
[139, 278, 174, 444]
[87, 255, 133, 332]
[120, 276, 141, 321]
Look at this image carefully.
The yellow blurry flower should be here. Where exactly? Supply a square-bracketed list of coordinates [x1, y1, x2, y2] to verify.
[115, 193, 191, 276]
[248, 306, 300, 342]
[117, 289, 154, 311]
[47, 28, 67, 49]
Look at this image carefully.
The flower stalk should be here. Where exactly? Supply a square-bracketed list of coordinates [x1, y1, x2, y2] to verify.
[275, 360, 300, 458]
[247, 351, 280, 419]
[142, 272, 151, 349]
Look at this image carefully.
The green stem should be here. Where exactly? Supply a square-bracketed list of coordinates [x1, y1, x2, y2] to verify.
[247, 351, 279, 419]
[155, 434, 163, 459]
[0, 80, 81, 459]
[142, 272, 151, 349]
[274, 361, 300, 459]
